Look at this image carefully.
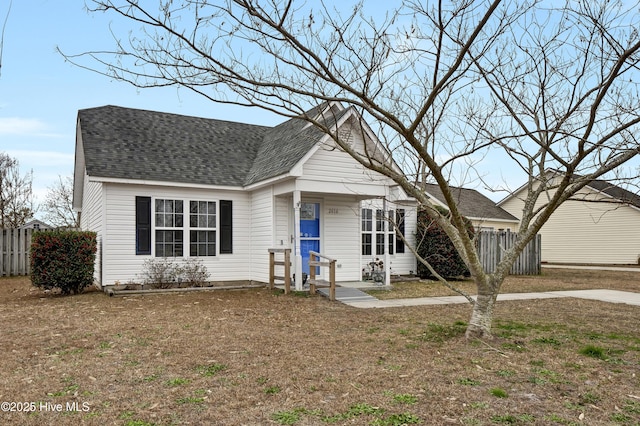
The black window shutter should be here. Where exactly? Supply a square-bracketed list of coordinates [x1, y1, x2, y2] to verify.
[220, 200, 233, 254]
[395, 209, 405, 254]
[136, 196, 152, 255]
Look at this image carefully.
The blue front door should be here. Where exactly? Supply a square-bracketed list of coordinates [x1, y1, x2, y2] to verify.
[300, 202, 320, 275]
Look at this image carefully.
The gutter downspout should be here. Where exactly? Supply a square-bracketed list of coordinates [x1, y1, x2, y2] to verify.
[293, 189, 303, 291]
[383, 192, 391, 287]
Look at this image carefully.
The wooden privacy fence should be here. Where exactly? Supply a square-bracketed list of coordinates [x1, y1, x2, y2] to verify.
[0, 228, 34, 277]
[477, 230, 541, 275]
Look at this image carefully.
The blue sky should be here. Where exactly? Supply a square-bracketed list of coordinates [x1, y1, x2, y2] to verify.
[3, 1, 637, 221]
[0, 1, 278, 215]
[0, 1, 518, 215]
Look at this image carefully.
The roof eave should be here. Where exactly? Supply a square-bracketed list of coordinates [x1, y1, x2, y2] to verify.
[86, 175, 245, 191]
[243, 172, 299, 191]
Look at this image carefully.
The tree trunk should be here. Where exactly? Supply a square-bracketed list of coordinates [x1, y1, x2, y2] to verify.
[465, 292, 497, 339]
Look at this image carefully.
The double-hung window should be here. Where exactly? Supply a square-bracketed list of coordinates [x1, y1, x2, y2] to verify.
[374, 209, 395, 255]
[362, 207, 402, 256]
[375, 209, 386, 255]
[136, 197, 232, 257]
[190, 201, 216, 256]
[155, 199, 184, 257]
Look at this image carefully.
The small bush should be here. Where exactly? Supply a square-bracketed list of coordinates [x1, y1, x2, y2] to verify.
[140, 258, 180, 289]
[180, 258, 210, 287]
[415, 205, 474, 279]
[139, 258, 210, 288]
[30, 230, 97, 295]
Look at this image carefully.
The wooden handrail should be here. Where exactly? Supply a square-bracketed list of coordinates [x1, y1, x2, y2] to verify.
[268, 248, 291, 294]
[308, 250, 335, 262]
[308, 251, 336, 301]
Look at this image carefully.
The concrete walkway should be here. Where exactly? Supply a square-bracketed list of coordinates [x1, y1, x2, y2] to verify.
[542, 264, 640, 272]
[319, 287, 640, 309]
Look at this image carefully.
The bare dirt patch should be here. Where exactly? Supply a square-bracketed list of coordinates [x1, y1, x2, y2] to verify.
[0, 271, 639, 425]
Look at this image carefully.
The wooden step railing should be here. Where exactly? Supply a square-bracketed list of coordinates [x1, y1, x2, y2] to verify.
[308, 250, 336, 301]
[268, 248, 291, 294]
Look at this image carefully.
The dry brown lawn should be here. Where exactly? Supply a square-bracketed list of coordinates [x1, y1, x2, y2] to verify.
[0, 268, 639, 425]
[369, 267, 640, 299]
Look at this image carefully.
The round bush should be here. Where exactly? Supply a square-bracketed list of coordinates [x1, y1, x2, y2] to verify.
[415, 205, 474, 279]
[30, 230, 97, 295]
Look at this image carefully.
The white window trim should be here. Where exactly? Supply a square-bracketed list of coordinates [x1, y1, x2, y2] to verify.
[151, 197, 220, 258]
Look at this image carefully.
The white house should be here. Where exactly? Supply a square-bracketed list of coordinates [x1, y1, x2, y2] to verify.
[72, 103, 421, 290]
[18, 219, 53, 231]
[499, 172, 640, 265]
[419, 183, 519, 232]
[72, 103, 523, 291]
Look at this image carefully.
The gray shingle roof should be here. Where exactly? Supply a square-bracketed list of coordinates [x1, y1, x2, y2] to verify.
[79, 106, 276, 187]
[244, 115, 322, 185]
[423, 183, 518, 221]
[79, 104, 356, 188]
[586, 179, 640, 209]
[244, 103, 352, 185]
[78, 105, 518, 222]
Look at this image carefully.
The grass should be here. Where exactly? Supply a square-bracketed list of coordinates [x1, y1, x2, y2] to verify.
[490, 387, 509, 398]
[195, 363, 227, 377]
[368, 266, 640, 299]
[0, 268, 638, 425]
[579, 344, 608, 360]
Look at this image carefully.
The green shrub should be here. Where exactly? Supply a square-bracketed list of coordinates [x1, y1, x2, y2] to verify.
[415, 205, 474, 279]
[30, 230, 97, 295]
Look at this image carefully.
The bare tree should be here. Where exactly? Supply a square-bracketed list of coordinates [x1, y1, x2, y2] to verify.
[63, 0, 640, 339]
[42, 175, 79, 229]
[0, 0, 11, 78]
[0, 152, 34, 228]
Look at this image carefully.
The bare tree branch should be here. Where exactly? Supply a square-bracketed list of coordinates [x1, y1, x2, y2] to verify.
[62, 0, 640, 339]
[0, 152, 34, 228]
[0, 0, 11, 78]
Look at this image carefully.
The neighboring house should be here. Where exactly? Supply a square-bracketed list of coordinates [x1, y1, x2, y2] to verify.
[73, 103, 419, 290]
[18, 219, 53, 231]
[359, 185, 518, 277]
[499, 172, 640, 264]
[421, 183, 519, 232]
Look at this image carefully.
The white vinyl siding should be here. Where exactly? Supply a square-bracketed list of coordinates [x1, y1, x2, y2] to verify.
[299, 121, 392, 198]
[323, 196, 361, 281]
[100, 183, 251, 286]
[80, 174, 104, 285]
[249, 187, 275, 283]
[274, 196, 291, 249]
[468, 219, 518, 232]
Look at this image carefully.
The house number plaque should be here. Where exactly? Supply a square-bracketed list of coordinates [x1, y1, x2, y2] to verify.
[328, 208, 339, 215]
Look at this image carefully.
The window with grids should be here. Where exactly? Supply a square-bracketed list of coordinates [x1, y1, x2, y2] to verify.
[362, 208, 397, 256]
[155, 199, 184, 257]
[374, 209, 395, 255]
[190, 201, 216, 256]
[361, 208, 372, 255]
